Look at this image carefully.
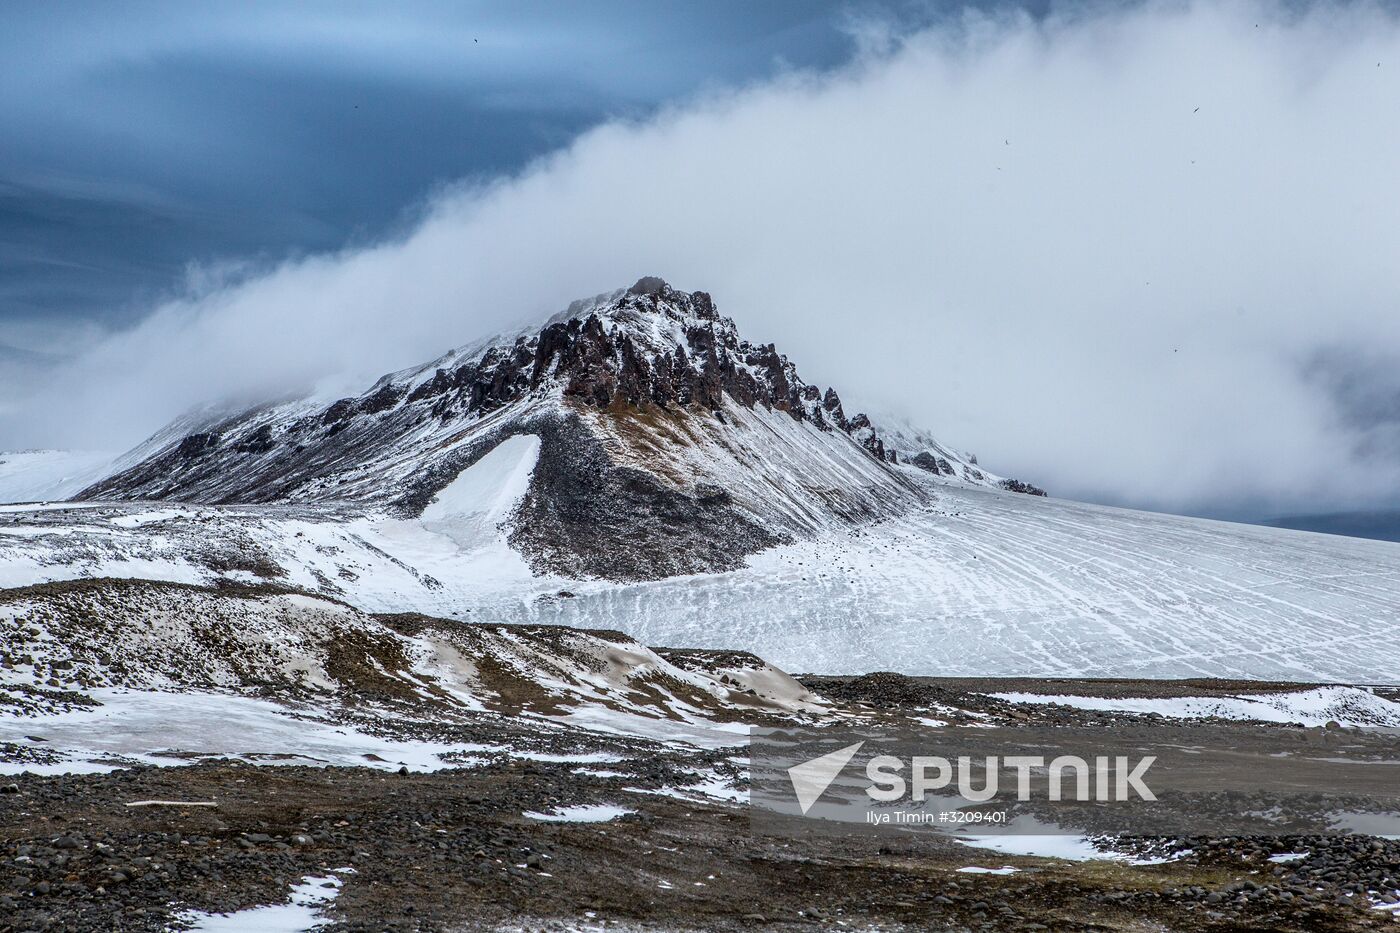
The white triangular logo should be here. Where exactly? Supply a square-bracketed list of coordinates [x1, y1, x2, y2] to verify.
[787, 741, 864, 815]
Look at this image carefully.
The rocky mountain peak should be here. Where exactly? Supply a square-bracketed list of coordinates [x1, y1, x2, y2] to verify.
[526, 278, 864, 443]
[73, 279, 1033, 579]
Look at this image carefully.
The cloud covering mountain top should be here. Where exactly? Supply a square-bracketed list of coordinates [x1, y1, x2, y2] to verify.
[8, 1, 1400, 518]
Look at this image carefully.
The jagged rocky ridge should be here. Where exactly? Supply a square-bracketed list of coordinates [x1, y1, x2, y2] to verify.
[78, 278, 1034, 579]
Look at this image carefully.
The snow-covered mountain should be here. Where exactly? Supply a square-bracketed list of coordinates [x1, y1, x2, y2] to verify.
[3, 278, 1398, 683]
[76, 278, 1027, 579]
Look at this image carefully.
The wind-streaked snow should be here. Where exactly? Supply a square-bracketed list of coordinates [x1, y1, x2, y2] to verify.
[582, 397, 920, 541]
[5, 473, 1400, 682]
[521, 481, 1400, 682]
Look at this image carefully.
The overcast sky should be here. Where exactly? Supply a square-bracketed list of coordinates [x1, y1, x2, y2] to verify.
[4, 0, 1400, 521]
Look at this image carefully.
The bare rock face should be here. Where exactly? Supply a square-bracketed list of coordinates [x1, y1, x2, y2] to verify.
[78, 278, 1034, 579]
[505, 415, 786, 581]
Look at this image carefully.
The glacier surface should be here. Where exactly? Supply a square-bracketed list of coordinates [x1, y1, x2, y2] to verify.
[4, 474, 1399, 682]
[522, 482, 1400, 681]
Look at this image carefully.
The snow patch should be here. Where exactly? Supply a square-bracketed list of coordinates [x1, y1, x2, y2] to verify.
[956, 866, 1020, 874]
[523, 804, 633, 823]
[420, 434, 540, 548]
[993, 686, 1400, 728]
[1269, 852, 1309, 863]
[180, 870, 349, 932]
[0, 690, 487, 774]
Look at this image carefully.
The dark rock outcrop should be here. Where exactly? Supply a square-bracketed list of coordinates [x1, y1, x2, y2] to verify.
[175, 433, 219, 459]
[999, 478, 1048, 497]
[910, 452, 955, 476]
[508, 415, 785, 580]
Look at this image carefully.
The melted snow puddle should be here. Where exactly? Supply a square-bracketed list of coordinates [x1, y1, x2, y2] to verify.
[524, 804, 634, 823]
[1329, 810, 1400, 839]
[955, 815, 1179, 864]
[180, 869, 351, 932]
[957, 832, 1111, 862]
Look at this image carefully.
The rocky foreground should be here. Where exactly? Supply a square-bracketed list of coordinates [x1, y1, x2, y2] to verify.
[2, 752, 1397, 933]
[2, 581, 1399, 931]
[3, 675, 1400, 932]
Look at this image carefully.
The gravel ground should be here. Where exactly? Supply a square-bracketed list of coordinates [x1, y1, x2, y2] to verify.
[5, 668, 1400, 933]
[3, 759, 1398, 933]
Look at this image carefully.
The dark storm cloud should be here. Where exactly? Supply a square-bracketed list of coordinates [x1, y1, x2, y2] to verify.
[0, 0, 860, 339]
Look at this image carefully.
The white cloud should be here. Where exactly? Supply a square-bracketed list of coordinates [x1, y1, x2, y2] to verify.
[10, 0, 1400, 516]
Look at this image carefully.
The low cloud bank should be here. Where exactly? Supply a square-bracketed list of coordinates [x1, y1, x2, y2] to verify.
[10, 1, 1400, 517]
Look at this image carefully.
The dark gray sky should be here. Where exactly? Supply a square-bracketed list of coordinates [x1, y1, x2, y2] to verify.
[0, 0, 940, 348]
[6, 1, 1400, 524]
